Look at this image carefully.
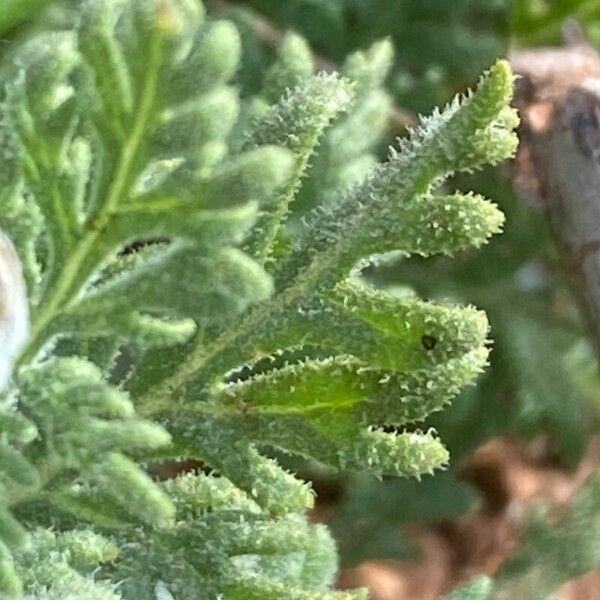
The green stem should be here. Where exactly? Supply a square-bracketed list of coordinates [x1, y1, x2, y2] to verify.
[18, 32, 164, 366]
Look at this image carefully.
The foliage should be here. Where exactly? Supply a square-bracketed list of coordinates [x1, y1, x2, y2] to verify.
[0, 0, 521, 598]
[234, 0, 509, 113]
[0, 0, 53, 36]
[495, 475, 600, 599]
[442, 475, 600, 600]
[330, 472, 479, 567]
[512, 0, 600, 46]
[374, 174, 596, 466]
[262, 33, 394, 218]
[211, 8, 600, 597]
[222, 0, 599, 469]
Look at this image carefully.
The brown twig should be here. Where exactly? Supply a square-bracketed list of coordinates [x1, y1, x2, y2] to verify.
[510, 35, 600, 357]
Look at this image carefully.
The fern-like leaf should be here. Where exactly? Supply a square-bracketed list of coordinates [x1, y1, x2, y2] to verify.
[0, 1, 518, 596]
[128, 60, 517, 514]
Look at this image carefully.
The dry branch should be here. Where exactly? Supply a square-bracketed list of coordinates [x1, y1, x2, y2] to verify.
[511, 39, 600, 356]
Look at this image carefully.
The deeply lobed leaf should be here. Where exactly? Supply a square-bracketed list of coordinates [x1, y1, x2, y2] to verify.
[0, 1, 518, 596]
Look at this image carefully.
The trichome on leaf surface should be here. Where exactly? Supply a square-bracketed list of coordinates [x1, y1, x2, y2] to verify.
[0, 0, 518, 597]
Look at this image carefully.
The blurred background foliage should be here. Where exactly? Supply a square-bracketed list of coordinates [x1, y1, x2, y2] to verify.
[512, 0, 600, 46]
[2, 0, 600, 597]
[233, 0, 509, 113]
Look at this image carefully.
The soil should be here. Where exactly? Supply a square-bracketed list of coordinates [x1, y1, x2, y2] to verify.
[333, 436, 600, 600]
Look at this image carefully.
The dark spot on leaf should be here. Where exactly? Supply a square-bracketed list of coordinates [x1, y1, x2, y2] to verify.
[421, 335, 437, 350]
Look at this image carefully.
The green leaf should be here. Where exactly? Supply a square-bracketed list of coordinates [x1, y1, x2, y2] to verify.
[0, 2, 521, 596]
[129, 60, 516, 506]
[443, 577, 492, 600]
[495, 476, 600, 599]
[243, 72, 354, 265]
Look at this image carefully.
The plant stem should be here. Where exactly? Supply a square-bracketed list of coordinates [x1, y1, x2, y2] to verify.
[18, 32, 164, 366]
